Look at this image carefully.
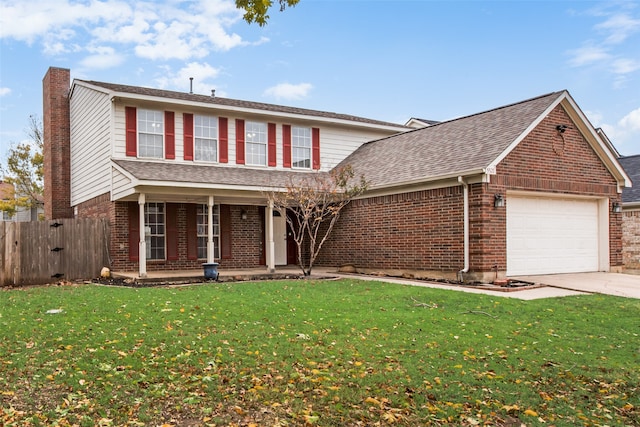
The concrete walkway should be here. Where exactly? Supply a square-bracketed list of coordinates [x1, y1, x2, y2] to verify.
[511, 272, 640, 299]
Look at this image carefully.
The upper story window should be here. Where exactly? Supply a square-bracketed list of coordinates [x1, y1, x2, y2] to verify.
[292, 126, 311, 169]
[245, 121, 267, 166]
[194, 115, 218, 162]
[138, 109, 164, 159]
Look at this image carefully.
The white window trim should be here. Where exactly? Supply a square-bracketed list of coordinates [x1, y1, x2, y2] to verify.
[194, 115, 218, 163]
[291, 125, 312, 169]
[138, 109, 164, 159]
[245, 121, 267, 166]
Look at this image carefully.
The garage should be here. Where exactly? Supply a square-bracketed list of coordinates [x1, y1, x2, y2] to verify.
[506, 195, 604, 276]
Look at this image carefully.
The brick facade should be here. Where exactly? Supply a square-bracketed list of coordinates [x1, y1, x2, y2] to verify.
[317, 105, 622, 281]
[43, 67, 73, 220]
[622, 210, 640, 269]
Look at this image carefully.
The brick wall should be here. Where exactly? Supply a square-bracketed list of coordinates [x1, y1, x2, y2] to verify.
[109, 202, 265, 272]
[317, 105, 622, 280]
[622, 210, 640, 269]
[317, 187, 464, 273]
[43, 67, 73, 220]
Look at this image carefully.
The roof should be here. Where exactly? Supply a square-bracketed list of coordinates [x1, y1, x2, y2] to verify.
[619, 155, 640, 203]
[340, 91, 565, 189]
[75, 79, 410, 130]
[113, 159, 328, 190]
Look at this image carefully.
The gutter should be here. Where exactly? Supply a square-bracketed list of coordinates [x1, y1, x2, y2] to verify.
[458, 176, 469, 281]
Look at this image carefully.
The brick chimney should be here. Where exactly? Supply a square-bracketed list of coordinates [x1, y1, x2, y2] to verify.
[43, 67, 73, 220]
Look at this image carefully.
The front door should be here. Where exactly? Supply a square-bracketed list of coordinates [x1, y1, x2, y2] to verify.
[273, 210, 287, 265]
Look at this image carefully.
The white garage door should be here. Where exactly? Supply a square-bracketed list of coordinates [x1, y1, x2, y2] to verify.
[507, 196, 600, 276]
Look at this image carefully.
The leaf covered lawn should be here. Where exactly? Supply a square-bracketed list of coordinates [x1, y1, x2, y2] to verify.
[1, 279, 638, 426]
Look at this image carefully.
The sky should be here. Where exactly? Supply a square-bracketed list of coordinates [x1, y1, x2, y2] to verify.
[1, 0, 639, 163]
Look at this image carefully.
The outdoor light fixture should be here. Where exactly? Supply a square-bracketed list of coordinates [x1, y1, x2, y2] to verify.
[612, 202, 622, 213]
[240, 210, 248, 220]
[556, 124, 569, 133]
[494, 194, 505, 208]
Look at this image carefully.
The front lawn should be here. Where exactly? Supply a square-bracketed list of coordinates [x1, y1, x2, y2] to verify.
[1, 279, 638, 426]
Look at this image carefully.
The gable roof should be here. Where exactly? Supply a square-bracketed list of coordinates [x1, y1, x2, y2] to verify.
[339, 91, 630, 191]
[73, 80, 410, 132]
[619, 155, 640, 204]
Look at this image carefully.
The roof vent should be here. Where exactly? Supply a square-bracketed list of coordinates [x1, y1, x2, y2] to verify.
[211, 89, 215, 98]
[189, 77, 193, 94]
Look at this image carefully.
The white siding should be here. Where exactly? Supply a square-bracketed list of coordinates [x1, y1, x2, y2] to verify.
[111, 100, 402, 173]
[111, 166, 134, 201]
[70, 86, 112, 205]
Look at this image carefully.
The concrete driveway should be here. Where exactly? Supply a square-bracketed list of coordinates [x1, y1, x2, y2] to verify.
[511, 272, 640, 299]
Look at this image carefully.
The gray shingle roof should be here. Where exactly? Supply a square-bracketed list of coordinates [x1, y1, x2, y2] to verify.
[113, 159, 328, 189]
[619, 155, 640, 203]
[339, 91, 564, 189]
[77, 80, 409, 130]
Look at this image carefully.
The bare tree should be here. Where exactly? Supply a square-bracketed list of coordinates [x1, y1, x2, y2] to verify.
[267, 165, 368, 276]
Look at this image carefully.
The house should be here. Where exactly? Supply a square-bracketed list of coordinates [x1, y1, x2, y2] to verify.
[618, 155, 640, 270]
[0, 180, 44, 222]
[43, 66, 629, 282]
[43, 67, 410, 278]
[315, 91, 630, 282]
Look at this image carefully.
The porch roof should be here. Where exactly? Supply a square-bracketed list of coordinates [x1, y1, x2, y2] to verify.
[113, 159, 329, 190]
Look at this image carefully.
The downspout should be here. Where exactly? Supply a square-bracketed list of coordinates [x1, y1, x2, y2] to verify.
[458, 176, 469, 282]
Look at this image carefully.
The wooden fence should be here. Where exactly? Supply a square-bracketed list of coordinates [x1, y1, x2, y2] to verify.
[0, 218, 110, 287]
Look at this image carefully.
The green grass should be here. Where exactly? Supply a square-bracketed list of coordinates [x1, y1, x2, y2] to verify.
[1, 279, 638, 426]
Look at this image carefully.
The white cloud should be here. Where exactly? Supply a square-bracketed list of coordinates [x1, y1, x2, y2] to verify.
[1, 0, 249, 61]
[263, 83, 313, 101]
[154, 62, 222, 95]
[619, 107, 640, 132]
[0, 87, 11, 97]
[611, 58, 640, 74]
[595, 13, 640, 45]
[79, 46, 125, 70]
[567, 45, 610, 67]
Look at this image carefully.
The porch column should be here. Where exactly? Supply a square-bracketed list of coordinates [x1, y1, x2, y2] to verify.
[267, 200, 275, 273]
[207, 195, 215, 263]
[138, 193, 147, 278]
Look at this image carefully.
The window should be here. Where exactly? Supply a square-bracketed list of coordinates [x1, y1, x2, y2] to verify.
[1, 210, 12, 221]
[197, 204, 220, 259]
[292, 126, 311, 168]
[195, 115, 218, 162]
[138, 109, 164, 158]
[145, 202, 165, 260]
[245, 121, 267, 166]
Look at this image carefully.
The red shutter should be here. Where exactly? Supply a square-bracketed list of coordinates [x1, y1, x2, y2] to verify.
[235, 119, 245, 164]
[282, 124, 292, 168]
[268, 122, 277, 167]
[186, 204, 198, 260]
[220, 204, 232, 259]
[183, 113, 194, 161]
[166, 203, 178, 260]
[128, 202, 140, 261]
[165, 111, 175, 159]
[125, 107, 137, 157]
[312, 127, 320, 170]
[219, 117, 228, 163]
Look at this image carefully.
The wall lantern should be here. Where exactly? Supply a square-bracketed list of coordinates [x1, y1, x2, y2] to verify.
[240, 210, 248, 220]
[494, 194, 505, 208]
[612, 202, 622, 213]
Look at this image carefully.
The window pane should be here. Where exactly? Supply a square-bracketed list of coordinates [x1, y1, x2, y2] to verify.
[292, 126, 311, 169]
[195, 115, 218, 162]
[144, 202, 165, 260]
[196, 204, 220, 259]
[245, 122, 267, 166]
[138, 109, 163, 159]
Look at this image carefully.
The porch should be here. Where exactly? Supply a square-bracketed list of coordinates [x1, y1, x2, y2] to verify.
[111, 265, 337, 285]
